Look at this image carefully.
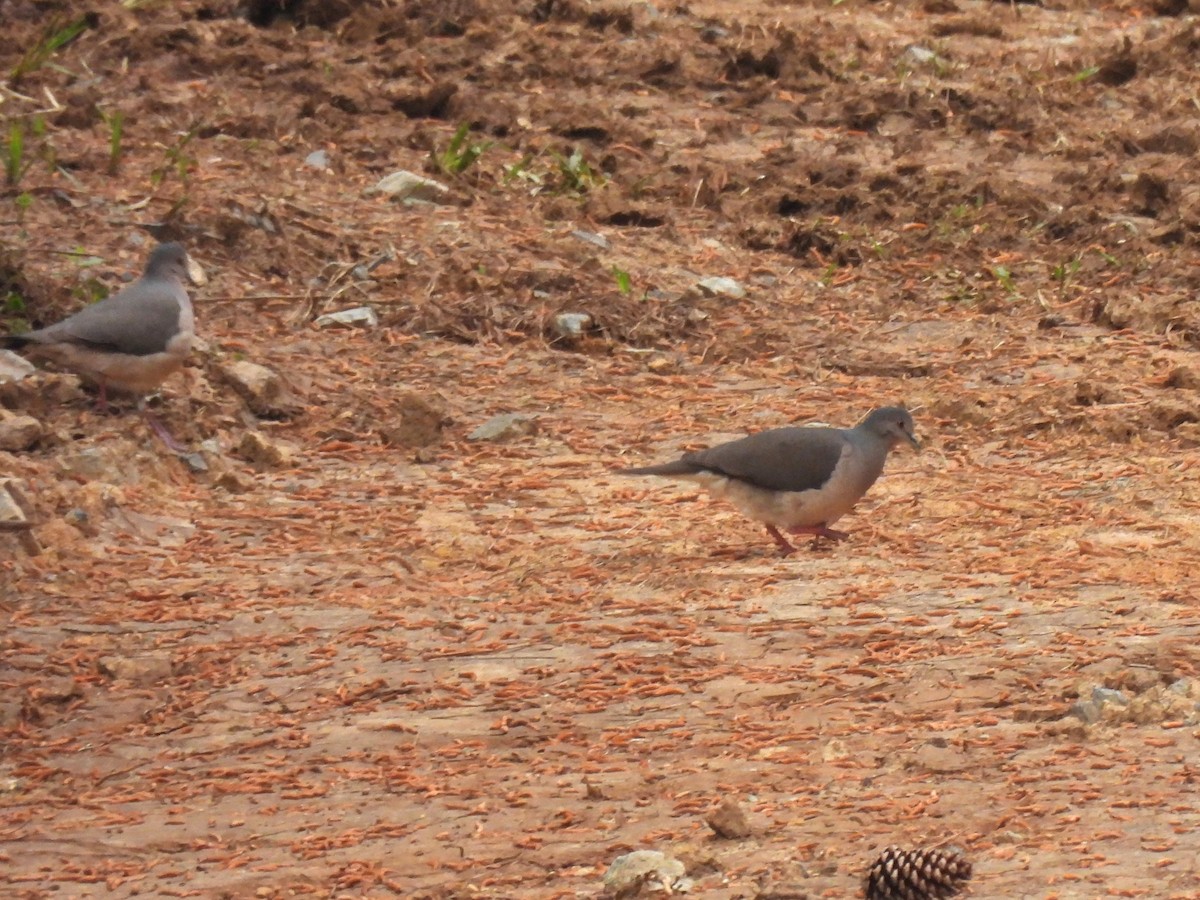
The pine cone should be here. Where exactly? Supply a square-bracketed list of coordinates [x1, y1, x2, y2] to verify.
[863, 846, 972, 900]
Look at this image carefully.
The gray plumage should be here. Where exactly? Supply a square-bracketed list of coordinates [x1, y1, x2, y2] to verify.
[619, 406, 919, 554]
[2, 242, 193, 395]
[2, 242, 195, 452]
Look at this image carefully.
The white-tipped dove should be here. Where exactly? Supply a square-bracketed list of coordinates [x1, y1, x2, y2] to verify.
[619, 406, 919, 554]
[1, 242, 194, 451]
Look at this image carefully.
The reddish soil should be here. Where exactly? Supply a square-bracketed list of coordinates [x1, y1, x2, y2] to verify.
[3, 1, 1200, 898]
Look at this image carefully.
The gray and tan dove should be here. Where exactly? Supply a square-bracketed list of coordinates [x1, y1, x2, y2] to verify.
[619, 406, 919, 554]
[1, 242, 195, 450]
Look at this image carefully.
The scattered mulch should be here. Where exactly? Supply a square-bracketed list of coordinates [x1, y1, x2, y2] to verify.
[2, 1, 1200, 898]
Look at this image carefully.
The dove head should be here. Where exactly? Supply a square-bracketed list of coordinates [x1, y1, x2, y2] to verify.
[860, 406, 920, 450]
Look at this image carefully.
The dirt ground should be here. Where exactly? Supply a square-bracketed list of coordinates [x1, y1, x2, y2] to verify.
[3, 0, 1200, 897]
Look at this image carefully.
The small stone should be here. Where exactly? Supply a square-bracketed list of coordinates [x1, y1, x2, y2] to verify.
[0, 412, 42, 451]
[646, 353, 683, 374]
[98, 654, 173, 685]
[706, 797, 752, 839]
[670, 842, 720, 877]
[379, 392, 448, 449]
[364, 170, 451, 204]
[58, 447, 116, 480]
[178, 450, 209, 474]
[469, 413, 538, 442]
[305, 149, 330, 170]
[0, 350, 36, 382]
[570, 229, 609, 249]
[1069, 699, 1102, 724]
[603, 850, 686, 897]
[901, 44, 944, 67]
[186, 255, 208, 286]
[1127, 695, 1167, 725]
[822, 738, 849, 761]
[214, 467, 256, 493]
[314, 306, 379, 329]
[1117, 666, 1163, 694]
[551, 312, 593, 340]
[697, 276, 746, 298]
[235, 431, 297, 468]
[1092, 686, 1130, 707]
[110, 508, 196, 545]
[70, 481, 121, 524]
[0, 479, 33, 530]
[36, 677, 82, 703]
[64, 508, 91, 531]
[217, 360, 291, 417]
[0, 371, 84, 412]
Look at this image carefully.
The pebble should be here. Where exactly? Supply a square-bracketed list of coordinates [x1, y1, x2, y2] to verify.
[901, 45, 944, 67]
[379, 392, 448, 449]
[603, 850, 688, 896]
[551, 312, 592, 340]
[217, 360, 290, 417]
[469, 413, 538, 442]
[0, 412, 42, 451]
[364, 170, 451, 204]
[697, 276, 746, 298]
[315, 306, 379, 329]
[0, 350, 36, 382]
[706, 797, 752, 839]
[0, 479, 33, 530]
[570, 229, 609, 249]
[1092, 686, 1129, 707]
[236, 431, 297, 468]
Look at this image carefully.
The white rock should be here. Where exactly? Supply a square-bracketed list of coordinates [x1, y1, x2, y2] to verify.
[186, 255, 208, 286]
[469, 413, 538, 442]
[218, 360, 287, 416]
[364, 170, 451, 203]
[603, 850, 688, 896]
[0, 350, 35, 382]
[0, 479, 33, 529]
[570, 229, 609, 249]
[551, 312, 592, 339]
[236, 431, 297, 468]
[0, 412, 42, 451]
[697, 276, 746, 298]
[315, 306, 379, 329]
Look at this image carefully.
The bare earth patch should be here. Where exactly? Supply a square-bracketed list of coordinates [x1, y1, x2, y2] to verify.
[2, 1, 1200, 898]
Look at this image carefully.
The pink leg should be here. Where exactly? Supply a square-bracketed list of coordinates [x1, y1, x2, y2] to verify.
[94, 380, 110, 414]
[787, 524, 849, 542]
[765, 524, 797, 556]
[137, 401, 189, 454]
